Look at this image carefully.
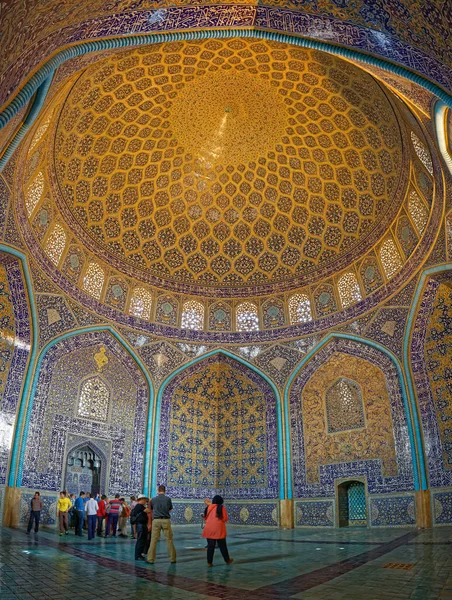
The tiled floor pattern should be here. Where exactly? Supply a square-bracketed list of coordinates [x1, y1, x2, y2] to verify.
[0, 525, 451, 599]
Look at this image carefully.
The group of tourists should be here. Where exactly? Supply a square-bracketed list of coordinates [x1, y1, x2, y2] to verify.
[26, 486, 233, 566]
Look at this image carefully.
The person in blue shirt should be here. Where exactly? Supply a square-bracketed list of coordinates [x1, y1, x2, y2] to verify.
[74, 492, 86, 536]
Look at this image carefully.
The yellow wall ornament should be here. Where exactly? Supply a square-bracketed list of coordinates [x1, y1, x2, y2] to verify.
[94, 345, 108, 372]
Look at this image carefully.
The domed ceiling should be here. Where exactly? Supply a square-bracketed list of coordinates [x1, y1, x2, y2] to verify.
[50, 38, 405, 296]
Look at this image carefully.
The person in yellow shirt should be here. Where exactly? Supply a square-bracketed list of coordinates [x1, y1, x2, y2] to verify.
[57, 491, 72, 536]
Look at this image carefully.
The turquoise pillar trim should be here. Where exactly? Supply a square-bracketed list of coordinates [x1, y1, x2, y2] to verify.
[403, 264, 452, 491]
[0, 244, 39, 489]
[14, 325, 155, 497]
[0, 76, 53, 172]
[283, 333, 421, 498]
[1, 26, 452, 168]
[151, 349, 286, 500]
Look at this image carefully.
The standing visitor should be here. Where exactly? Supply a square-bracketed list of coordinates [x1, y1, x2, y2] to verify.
[130, 495, 137, 538]
[105, 493, 122, 538]
[96, 494, 107, 536]
[26, 492, 43, 535]
[146, 485, 176, 564]
[56, 491, 72, 536]
[74, 491, 86, 536]
[202, 496, 233, 567]
[131, 495, 148, 561]
[85, 493, 99, 540]
[118, 498, 130, 537]
[68, 493, 76, 528]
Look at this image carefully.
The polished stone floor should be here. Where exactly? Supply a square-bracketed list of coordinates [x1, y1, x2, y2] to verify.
[0, 524, 451, 599]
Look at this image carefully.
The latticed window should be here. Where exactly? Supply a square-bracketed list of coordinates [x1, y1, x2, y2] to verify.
[129, 287, 152, 319]
[408, 190, 429, 234]
[326, 378, 364, 433]
[83, 262, 105, 299]
[25, 171, 44, 216]
[29, 112, 52, 152]
[288, 293, 312, 324]
[77, 377, 109, 422]
[236, 302, 259, 332]
[379, 238, 403, 278]
[181, 300, 204, 330]
[411, 131, 433, 175]
[44, 223, 66, 265]
[337, 272, 362, 308]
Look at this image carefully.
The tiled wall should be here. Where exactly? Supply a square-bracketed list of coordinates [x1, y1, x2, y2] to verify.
[432, 489, 452, 526]
[172, 500, 279, 527]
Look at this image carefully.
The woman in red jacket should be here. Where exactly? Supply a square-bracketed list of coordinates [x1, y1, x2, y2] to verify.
[202, 495, 233, 567]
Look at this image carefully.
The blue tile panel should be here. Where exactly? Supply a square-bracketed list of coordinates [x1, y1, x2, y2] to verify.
[21, 331, 149, 496]
[157, 354, 279, 500]
[171, 500, 279, 526]
[0, 260, 31, 485]
[370, 494, 416, 527]
[432, 490, 452, 525]
[295, 500, 334, 527]
[410, 279, 452, 489]
[20, 491, 59, 525]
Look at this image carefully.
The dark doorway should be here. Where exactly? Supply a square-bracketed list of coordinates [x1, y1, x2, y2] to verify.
[337, 480, 367, 527]
[65, 446, 101, 496]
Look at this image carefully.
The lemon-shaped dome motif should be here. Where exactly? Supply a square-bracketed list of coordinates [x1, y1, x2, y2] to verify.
[52, 39, 404, 296]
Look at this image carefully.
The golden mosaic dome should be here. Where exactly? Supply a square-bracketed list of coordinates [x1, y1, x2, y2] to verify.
[52, 39, 405, 295]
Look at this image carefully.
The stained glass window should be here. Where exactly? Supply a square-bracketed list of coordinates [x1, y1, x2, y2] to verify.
[83, 262, 105, 299]
[25, 171, 44, 216]
[181, 300, 204, 330]
[288, 293, 312, 324]
[411, 131, 433, 175]
[408, 189, 429, 234]
[78, 377, 109, 422]
[337, 272, 362, 308]
[326, 378, 364, 433]
[379, 238, 403, 278]
[236, 302, 259, 332]
[129, 287, 153, 319]
[44, 223, 66, 265]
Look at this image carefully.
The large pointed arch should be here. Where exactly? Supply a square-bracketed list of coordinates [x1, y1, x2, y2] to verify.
[284, 333, 420, 499]
[152, 349, 285, 499]
[403, 263, 452, 491]
[14, 325, 155, 496]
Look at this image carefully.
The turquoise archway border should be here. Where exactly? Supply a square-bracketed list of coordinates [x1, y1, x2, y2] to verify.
[15, 325, 155, 497]
[151, 349, 286, 500]
[1, 26, 452, 171]
[402, 263, 452, 492]
[0, 244, 39, 490]
[283, 333, 422, 498]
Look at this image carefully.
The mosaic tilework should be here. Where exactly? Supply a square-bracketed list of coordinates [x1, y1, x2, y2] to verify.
[2, 1, 452, 119]
[0, 485, 4, 525]
[254, 344, 303, 389]
[171, 500, 279, 526]
[36, 294, 77, 346]
[363, 307, 408, 358]
[20, 491, 58, 525]
[21, 331, 148, 495]
[432, 490, 452, 525]
[369, 494, 416, 527]
[290, 338, 414, 498]
[302, 352, 398, 485]
[295, 499, 334, 527]
[157, 353, 279, 500]
[0, 259, 31, 486]
[0, 177, 10, 238]
[138, 340, 187, 386]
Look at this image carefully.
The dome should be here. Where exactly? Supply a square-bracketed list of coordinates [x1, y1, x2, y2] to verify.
[18, 38, 436, 336]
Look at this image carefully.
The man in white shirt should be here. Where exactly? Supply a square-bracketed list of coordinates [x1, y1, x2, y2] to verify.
[85, 493, 99, 540]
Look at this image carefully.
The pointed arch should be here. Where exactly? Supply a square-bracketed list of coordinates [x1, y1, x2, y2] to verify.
[15, 325, 155, 496]
[153, 349, 285, 499]
[64, 438, 109, 495]
[284, 333, 420, 498]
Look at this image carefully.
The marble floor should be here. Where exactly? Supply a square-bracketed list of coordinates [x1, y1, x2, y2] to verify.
[0, 524, 451, 599]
